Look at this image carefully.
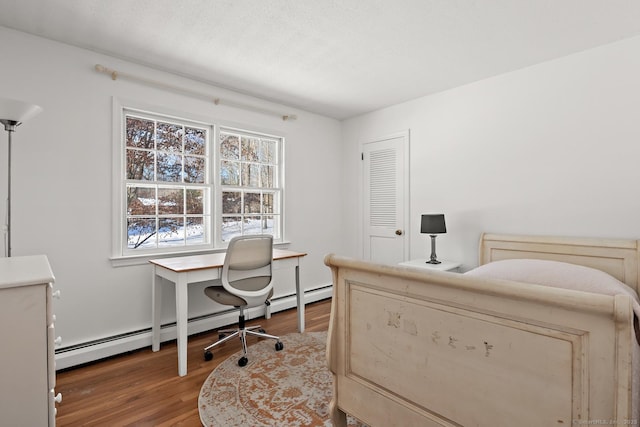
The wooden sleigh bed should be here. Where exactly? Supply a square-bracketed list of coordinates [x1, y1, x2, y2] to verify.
[325, 233, 640, 427]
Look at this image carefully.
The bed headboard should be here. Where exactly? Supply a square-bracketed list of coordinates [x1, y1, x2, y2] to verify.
[479, 233, 640, 293]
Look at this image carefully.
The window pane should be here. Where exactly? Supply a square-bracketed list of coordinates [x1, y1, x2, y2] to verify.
[127, 186, 156, 215]
[262, 216, 274, 235]
[222, 191, 241, 214]
[221, 161, 239, 185]
[262, 192, 274, 214]
[156, 122, 183, 153]
[126, 149, 155, 180]
[158, 188, 184, 215]
[186, 217, 204, 244]
[157, 152, 183, 182]
[184, 156, 205, 183]
[220, 134, 239, 160]
[260, 140, 276, 163]
[241, 163, 260, 187]
[126, 117, 155, 149]
[127, 218, 156, 249]
[241, 137, 259, 161]
[158, 217, 184, 247]
[185, 127, 206, 155]
[222, 216, 241, 242]
[243, 216, 262, 235]
[261, 165, 274, 188]
[186, 189, 204, 215]
[244, 192, 261, 213]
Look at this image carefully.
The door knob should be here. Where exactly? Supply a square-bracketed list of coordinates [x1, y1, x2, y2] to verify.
[395, 230, 403, 236]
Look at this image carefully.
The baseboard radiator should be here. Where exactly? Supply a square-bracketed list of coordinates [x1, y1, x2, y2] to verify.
[55, 285, 333, 370]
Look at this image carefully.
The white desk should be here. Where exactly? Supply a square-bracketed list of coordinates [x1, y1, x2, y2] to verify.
[150, 249, 307, 376]
[399, 259, 461, 272]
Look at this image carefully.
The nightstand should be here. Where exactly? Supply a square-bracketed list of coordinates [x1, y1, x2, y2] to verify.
[399, 259, 462, 272]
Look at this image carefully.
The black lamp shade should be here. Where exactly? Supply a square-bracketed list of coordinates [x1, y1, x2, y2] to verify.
[421, 214, 446, 234]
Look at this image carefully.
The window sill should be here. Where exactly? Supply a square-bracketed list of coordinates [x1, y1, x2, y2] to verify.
[110, 241, 293, 268]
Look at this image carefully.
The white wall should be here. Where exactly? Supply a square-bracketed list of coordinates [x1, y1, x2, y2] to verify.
[342, 35, 640, 271]
[0, 27, 342, 365]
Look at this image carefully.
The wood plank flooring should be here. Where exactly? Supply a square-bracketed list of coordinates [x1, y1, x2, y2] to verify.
[55, 298, 332, 427]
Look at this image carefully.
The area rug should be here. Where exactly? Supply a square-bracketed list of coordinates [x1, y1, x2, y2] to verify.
[198, 331, 365, 426]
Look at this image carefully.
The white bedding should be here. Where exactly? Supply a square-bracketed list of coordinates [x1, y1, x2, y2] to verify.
[465, 258, 640, 422]
[465, 259, 640, 312]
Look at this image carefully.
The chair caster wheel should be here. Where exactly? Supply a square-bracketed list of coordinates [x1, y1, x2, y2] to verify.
[258, 328, 266, 333]
[238, 356, 248, 367]
[218, 333, 226, 339]
[204, 350, 213, 361]
[275, 341, 284, 351]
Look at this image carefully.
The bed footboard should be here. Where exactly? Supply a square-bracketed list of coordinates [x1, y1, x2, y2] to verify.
[324, 254, 636, 427]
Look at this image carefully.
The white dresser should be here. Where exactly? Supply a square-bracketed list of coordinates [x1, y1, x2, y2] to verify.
[0, 255, 60, 426]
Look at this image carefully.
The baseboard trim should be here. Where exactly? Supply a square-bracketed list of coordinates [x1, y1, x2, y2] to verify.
[55, 285, 333, 371]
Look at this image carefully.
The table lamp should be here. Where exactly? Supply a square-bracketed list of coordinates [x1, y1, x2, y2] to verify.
[421, 214, 446, 264]
[1, 98, 43, 257]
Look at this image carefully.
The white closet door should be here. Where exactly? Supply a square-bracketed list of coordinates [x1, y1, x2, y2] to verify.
[362, 131, 409, 264]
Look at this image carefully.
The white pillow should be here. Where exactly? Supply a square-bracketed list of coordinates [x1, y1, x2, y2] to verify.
[465, 258, 640, 304]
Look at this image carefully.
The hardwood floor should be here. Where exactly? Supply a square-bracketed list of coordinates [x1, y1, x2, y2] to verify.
[55, 298, 332, 427]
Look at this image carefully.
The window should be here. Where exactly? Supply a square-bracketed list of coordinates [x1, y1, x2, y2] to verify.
[123, 110, 212, 254]
[115, 104, 284, 258]
[219, 128, 282, 243]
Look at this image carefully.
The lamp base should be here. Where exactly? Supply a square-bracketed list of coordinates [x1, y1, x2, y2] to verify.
[427, 234, 441, 264]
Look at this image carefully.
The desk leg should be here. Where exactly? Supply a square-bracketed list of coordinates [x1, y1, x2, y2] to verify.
[151, 268, 162, 352]
[295, 264, 305, 332]
[175, 276, 189, 377]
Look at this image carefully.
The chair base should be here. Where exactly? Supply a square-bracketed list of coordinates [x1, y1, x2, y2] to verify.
[203, 312, 283, 366]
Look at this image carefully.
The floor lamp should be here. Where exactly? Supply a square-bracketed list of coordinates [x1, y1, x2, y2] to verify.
[0, 98, 42, 257]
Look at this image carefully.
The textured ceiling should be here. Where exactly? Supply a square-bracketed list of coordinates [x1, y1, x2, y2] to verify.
[1, 0, 640, 119]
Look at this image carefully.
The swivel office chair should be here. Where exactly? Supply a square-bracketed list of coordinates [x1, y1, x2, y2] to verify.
[203, 235, 283, 366]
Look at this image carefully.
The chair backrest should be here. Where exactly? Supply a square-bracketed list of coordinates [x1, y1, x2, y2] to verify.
[221, 235, 274, 308]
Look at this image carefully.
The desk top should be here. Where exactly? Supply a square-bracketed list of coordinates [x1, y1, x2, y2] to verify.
[149, 249, 307, 273]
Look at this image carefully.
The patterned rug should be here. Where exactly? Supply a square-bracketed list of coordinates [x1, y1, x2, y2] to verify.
[198, 331, 364, 426]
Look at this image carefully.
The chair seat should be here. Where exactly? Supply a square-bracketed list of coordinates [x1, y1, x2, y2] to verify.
[205, 285, 274, 307]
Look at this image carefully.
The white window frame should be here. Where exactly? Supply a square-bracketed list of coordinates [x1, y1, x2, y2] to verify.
[215, 126, 285, 247]
[111, 98, 286, 262]
[112, 99, 215, 259]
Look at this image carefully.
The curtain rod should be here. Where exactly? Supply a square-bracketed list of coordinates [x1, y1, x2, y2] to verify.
[94, 64, 297, 121]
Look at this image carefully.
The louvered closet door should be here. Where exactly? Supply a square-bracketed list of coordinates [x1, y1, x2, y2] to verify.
[362, 131, 409, 264]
